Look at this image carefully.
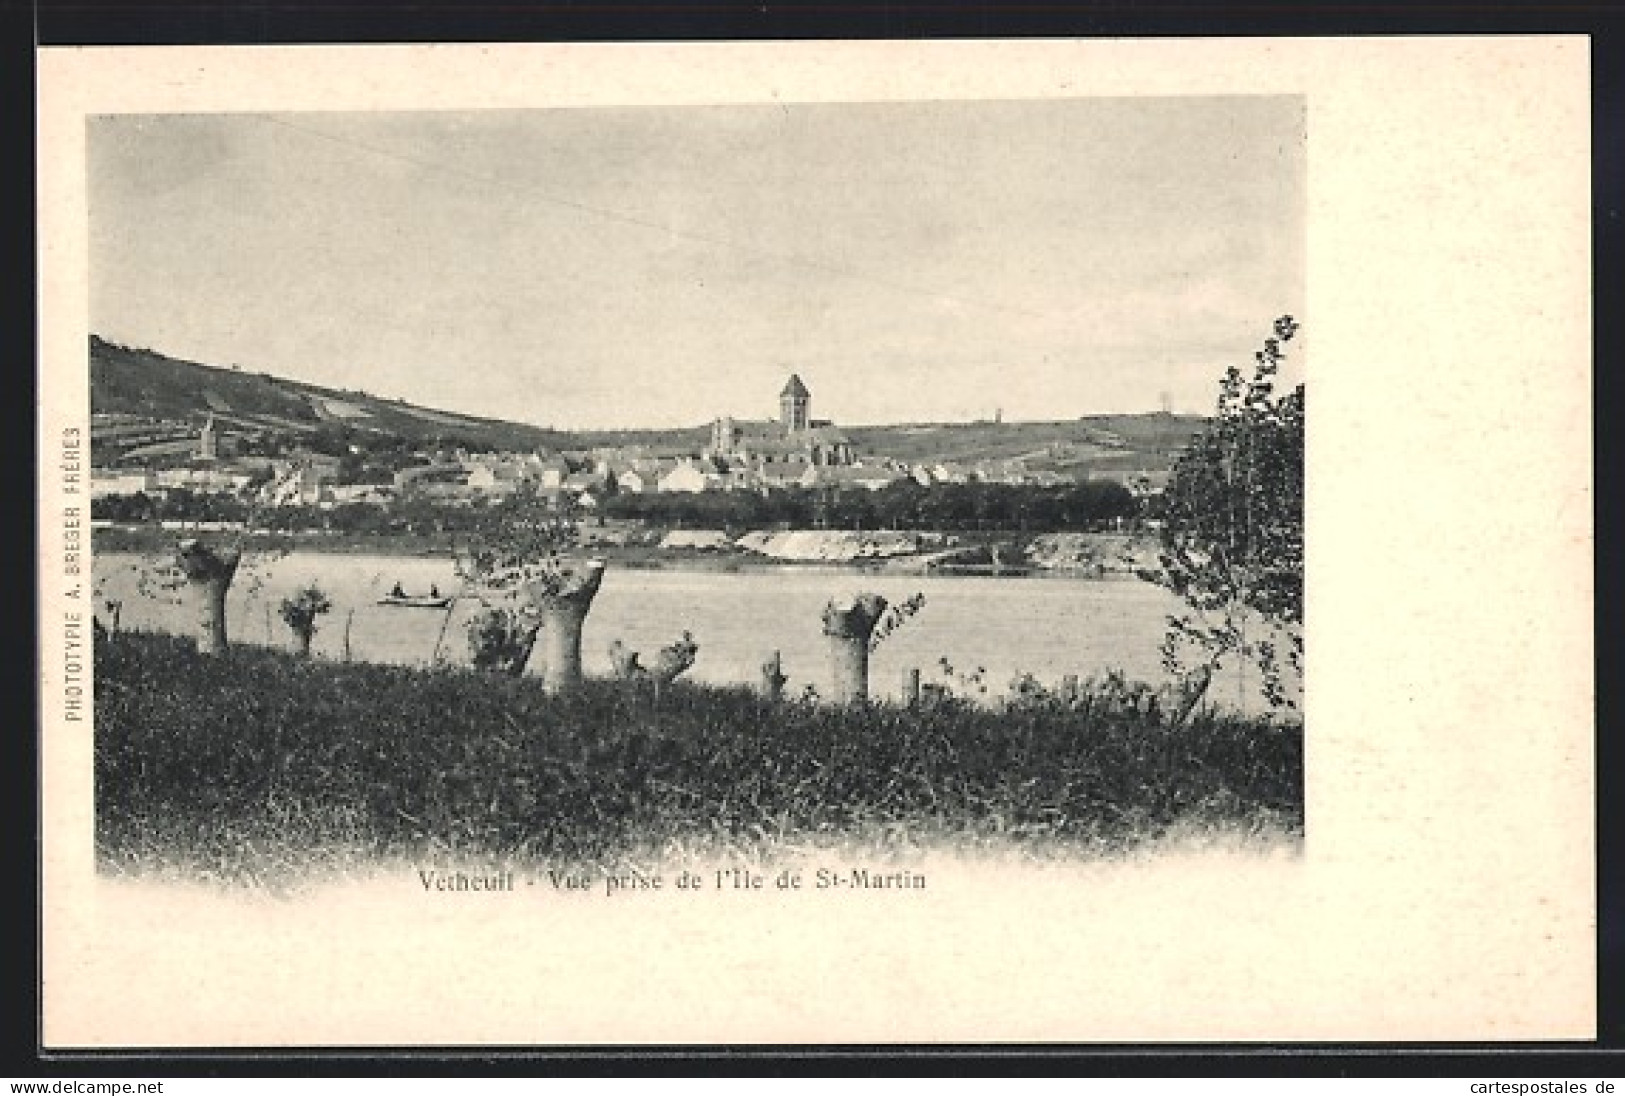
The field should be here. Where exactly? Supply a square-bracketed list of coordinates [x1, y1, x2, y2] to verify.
[95, 631, 1303, 890]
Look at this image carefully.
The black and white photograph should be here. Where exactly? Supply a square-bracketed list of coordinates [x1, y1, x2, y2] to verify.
[83, 95, 1306, 884]
[38, 40, 1593, 1046]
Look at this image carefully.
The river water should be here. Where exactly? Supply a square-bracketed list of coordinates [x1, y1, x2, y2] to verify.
[94, 551, 1285, 711]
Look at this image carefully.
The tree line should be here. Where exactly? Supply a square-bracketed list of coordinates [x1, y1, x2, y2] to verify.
[602, 480, 1139, 531]
[93, 479, 1143, 534]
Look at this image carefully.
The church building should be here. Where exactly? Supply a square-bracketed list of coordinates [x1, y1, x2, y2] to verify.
[709, 374, 855, 472]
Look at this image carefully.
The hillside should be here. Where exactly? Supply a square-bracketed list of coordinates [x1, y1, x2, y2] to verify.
[846, 416, 1204, 477]
[88, 336, 1204, 471]
[90, 336, 578, 455]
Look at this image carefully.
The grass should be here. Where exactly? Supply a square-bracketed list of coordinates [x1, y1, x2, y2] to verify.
[95, 631, 1303, 889]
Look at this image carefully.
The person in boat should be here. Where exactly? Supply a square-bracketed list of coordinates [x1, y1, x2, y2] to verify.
[389, 581, 406, 599]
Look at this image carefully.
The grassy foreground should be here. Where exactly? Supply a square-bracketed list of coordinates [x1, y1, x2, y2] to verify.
[95, 632, 1303, 887]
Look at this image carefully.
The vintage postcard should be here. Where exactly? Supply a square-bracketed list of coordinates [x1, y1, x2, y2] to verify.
[37, 38, 1593, 1046]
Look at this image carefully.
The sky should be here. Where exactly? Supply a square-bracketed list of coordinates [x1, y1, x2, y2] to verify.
[88, 98, 1305, 430]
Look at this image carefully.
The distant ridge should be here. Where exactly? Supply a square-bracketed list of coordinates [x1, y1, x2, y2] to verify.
[89, 335, 581, 453]
[88, 335, 1204, 472]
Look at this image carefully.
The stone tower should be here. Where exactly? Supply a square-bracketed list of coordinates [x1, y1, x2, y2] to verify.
[780, 374, 810, 434]
[198, 414, 218, 461]
[711, 415, 736, 456]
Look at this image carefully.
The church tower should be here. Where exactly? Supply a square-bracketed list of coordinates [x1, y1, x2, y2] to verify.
[780, 374, 810, 434]
[198, 414, 218, 461]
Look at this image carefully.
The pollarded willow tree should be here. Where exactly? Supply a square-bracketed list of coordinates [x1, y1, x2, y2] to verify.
[1150, 315, 1304, 710]
[174, 537, 243, 655]
[115, 470, 295, 655]
[278, 583, 333, 657]
[150, 528, 292, 656]
[457, 489, 606, 690]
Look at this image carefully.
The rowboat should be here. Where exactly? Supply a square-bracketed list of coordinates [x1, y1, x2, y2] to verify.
[377, 594, 454, 609]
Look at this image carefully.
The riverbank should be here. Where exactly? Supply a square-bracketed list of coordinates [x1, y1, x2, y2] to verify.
[95, 631, 1303, 888]
[92, 523, 1160, 578]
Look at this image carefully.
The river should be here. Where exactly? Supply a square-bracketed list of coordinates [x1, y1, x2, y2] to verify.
[93, 551, 1287, 711]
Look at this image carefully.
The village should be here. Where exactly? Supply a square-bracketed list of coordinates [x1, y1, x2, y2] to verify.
[88, 371, 1173, 563]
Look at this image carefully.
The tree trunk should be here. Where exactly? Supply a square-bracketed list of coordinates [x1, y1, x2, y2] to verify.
[295, 630, 313, 658]
[176, 539, 242, 656]
[1060, 674, 1080, 705]
[759, 650, 787, 702]
[1168, 663, 1214, 727]
[608, 639, 645, 681]
[901, 667, 921, 708]
[649, 632, 698, 685]
[521, 560, 606, 693]
[429, 598, 458, 664]
[822, 593, 887, 704]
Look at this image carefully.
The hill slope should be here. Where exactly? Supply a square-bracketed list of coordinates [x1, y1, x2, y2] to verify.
[89, 336, 578, 453]
[88, 335, 1205, 470]
[846, 416, 1204, 476]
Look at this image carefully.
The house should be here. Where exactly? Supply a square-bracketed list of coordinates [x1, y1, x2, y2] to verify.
[262, 464, 334, 508]
[285, 451, 343, 478]
[155, 467, 255, 494]
[394, 463, 471, 493]
[613, 469, 650, 494]
[563, 470, 610, 495]
[799, 465, 905, 492]
[326, 484, 395, 507]
[631, 455, 679, 478]
[974, 459, 1031, 485]
[535, 454, 574, 489]
[657, 461, 718, 494]
[465, 462, 527, 496]
[754, 466, 807, 491]
[90, 468, 158, 499]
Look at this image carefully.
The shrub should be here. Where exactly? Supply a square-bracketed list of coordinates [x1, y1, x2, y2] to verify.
[1149, 316, 1304, 709]
[466, 605, 541, 674]
[278, 583, 333, 657]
